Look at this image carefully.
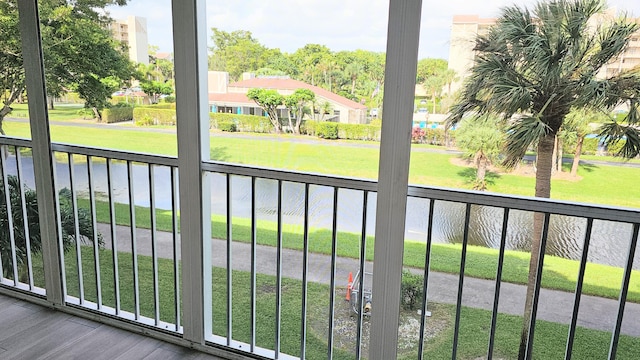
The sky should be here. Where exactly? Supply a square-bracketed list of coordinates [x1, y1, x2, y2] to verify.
[106, 0, 640, 61]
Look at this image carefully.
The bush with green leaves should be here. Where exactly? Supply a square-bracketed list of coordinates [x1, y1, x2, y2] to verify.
[581, 138, 599, 155]
[1, 175, 100, 278]
[338, 123, 381, 141]
[133, 107, 176, 126]
[400, 269, 424, 311]
[316, 122, 339, 139]
[209, 112, 272, 133]
[217, 120, 237, 132]
[102, 106, 133, 123]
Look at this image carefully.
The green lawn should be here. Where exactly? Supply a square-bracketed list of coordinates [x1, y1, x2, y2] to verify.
[78, 199, 640, 303]
[9, 103, 89, 122]
[30, 247, 640, 360]
[4, 120, 640, 208]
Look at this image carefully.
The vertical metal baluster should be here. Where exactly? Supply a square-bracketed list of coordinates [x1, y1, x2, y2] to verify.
[149, 164, 160, 325]
[106, 159, 120, 314]
[608, 223, 639, 360]
[171, 167, 180, 331]
[0, 150, 18, 284]
[16, 147, 34, 289]
[69, 154, 84, 303]
[274, 180, 283, 358]
[128, 160, 140, 319]
[418, 199, 436, 360]
[355, 191, 369, 360]
[0, 150, 4, 282]
[226, 174, 232, 344]
[250, 177, 257, 351]
[327, 187, 339, 360]
[487, 208, 510, 360]
[299, 183, 310, 359]
[452, 203, 472, 360]
[274, 180, 282, 359]
[525, 213, 551, 360]
[87, 156, 102, 309]
[564, 218, 593, 360]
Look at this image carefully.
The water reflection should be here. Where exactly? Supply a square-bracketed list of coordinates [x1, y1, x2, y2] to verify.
[5, 154, 639, 269]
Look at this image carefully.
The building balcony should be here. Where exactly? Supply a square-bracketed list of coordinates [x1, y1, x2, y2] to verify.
[1, 139, 639, 359]
[5, 1, 639, 359]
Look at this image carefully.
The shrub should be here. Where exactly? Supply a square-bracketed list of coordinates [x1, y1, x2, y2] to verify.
[301, 120, 318, 136]
[338, 123, 381, 141]
[316, 122, 339, 139]
[606, 139, 627, 156]
[424, 128, 446, 145]
[102, 106, 133, 123]
[581, 137, 599, 155]
[133, 107, 176, 125]
[400, 270, 424, 311]
[76, 108, 94, 120]
[209, 112, 273, 133]
[411, 126, 425, 143]
[217, 120, 237, 132]
[162, 95, 176, 103]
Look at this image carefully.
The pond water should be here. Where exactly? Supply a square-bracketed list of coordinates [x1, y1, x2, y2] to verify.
[5, 154, 639, 269]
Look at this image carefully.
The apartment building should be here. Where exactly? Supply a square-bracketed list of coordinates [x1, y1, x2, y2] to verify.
[447, 12, 640, 94]
[108, 15, 149, 64]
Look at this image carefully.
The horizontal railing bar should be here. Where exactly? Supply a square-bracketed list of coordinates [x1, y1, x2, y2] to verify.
[7, 137, 640, 225]
[407, 186, 640, 224]
[51, 143, 178, 167]
[0, 136, 32, 148]
[203, 161, 378, 192]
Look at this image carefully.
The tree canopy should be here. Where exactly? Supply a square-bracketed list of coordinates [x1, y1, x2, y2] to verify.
[247, 88, 285, 133]
[447, 0, 640, 356]
[0, 0, 133, 128]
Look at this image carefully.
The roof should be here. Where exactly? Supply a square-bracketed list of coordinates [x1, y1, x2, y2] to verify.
[227, 77, 368, 110]
[208, 92, 251, 104]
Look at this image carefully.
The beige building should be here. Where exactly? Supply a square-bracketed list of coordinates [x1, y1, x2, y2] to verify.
[447, 13, 640, 94]
[207, 71, 368, 125]
[108, 16, 149, 64]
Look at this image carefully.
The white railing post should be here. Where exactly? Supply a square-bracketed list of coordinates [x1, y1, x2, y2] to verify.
[370, 0, 422, 359]
[17, 0, 65, 305]
[172, 0, 212, 344]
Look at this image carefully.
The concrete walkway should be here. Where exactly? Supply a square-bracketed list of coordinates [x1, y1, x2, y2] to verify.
[98, 224, 640, 337]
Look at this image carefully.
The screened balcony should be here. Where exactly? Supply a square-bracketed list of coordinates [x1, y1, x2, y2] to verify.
[1, 1, 639, 360]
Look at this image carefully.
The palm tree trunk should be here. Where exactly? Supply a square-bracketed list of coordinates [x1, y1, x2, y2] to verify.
[519, 132, 554, 359]
[476, 152, 487, 190]
[557, 139, 564, 173]
[571, 136, 584, 177]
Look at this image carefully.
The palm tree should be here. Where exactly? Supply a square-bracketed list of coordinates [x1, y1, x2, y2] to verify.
[345, 62, 364, 96]
[455, 116, 505, 190]
[423, 74, 444, 114]
[447, 0, 640, 357]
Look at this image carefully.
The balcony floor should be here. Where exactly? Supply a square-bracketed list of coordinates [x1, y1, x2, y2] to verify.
[0, 293, 222, 360]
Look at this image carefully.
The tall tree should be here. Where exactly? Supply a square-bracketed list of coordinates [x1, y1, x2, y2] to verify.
[247, 88, 284, 133]
[284, 89, 315, 135]
[0, 0, 132, 128]
[208, 28, 268, 81]
[423, 74, 444, 114]
[564, 108, 608, 176]
[345, 62, 364, 96]
[447, 1, 640, 357]
[416, 58, 447, 84]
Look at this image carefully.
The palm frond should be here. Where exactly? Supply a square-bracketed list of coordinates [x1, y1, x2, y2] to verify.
[503, 115, 549, 168]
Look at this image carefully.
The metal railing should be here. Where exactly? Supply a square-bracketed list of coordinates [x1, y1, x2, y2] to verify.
[1, 137, 639, 359]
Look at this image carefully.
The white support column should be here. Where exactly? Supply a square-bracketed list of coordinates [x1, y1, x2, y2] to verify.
[171, 0, 212, 344]
[17, 0, 65, 305]
[370, 1, 422, 359]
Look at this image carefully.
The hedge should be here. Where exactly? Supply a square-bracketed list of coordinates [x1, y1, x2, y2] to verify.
[138, 103, 176, 110]
[101, 107, 133, 123]
[217, 120, 237, 132]
[209, 112, 273, 133]
[302, 121, 381, 141]
[581, 138, 599, 155]
[338, 123, 381, 141]
[316, 122, 339, 139]
[133, 107, 176, 126]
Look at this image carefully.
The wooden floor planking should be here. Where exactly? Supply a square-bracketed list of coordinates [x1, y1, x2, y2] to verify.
[0, 293, 224, 360]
